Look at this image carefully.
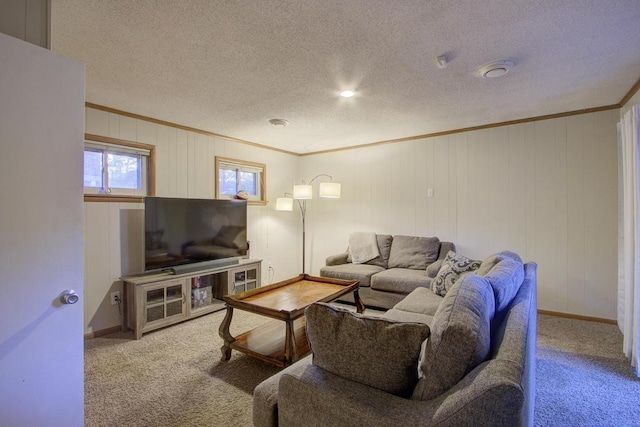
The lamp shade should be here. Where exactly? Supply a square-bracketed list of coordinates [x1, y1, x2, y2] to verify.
[319, 182, 341, 198]
[275, 197, 294, 211]
[293, 184, 313, 200]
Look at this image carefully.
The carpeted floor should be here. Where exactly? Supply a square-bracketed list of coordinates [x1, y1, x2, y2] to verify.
[535, 315, 640, 427]
[85, 310, 640, 427]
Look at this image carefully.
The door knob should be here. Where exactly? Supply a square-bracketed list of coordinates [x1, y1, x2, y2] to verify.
[60, 289, 79, 305]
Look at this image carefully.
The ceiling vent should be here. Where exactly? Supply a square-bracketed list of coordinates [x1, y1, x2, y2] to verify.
[268, 118, 289, 127]
[478, 60, 514, 78]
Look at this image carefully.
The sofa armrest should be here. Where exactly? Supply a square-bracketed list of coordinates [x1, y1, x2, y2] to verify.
[325, 252, 349, 266]
[426, 242, 456, 278]
[426, 258, 443, 278]
[253, 356, 312, 427]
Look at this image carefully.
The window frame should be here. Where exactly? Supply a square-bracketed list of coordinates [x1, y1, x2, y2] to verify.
[84, 134, 156, 203]
[215, 156, 267, 206]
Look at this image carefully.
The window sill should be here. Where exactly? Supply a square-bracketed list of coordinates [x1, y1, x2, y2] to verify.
[84, 195, 144, 203]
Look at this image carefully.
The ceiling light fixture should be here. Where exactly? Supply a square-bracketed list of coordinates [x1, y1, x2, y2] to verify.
[268, 118, 289, 127]
[340, 90, 356, 98]
[478, 60, 514, 78]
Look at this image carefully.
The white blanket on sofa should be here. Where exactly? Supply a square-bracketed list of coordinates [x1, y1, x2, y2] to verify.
[348, 232, 380, 264]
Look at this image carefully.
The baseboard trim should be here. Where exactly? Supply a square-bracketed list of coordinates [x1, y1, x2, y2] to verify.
[84, 325, 122, 340]
[538, 309, 617, 325]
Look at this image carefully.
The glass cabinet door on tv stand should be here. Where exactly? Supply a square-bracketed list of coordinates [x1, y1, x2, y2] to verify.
[229, 264, 260, 294]
[140, 279, 187, 332]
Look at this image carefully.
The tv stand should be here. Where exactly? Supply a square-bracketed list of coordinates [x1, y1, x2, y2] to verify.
[122, 259, 261, 339]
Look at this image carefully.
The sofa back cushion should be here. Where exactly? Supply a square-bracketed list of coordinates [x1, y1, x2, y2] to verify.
[388, 235, 440, 269]
[412, 273, 495, 401]
[477, 251, 525, 316]
[306, 302, 430, 398]
[347, 234, 393, 268]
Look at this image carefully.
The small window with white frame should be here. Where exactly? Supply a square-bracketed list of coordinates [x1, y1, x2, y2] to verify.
[84, 136, 153, 199]
[216, 156, 266, 205]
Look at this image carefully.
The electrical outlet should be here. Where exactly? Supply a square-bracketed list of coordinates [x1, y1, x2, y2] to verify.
[111, 291, 120, 305]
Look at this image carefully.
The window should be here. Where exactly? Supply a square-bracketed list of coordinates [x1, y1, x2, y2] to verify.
[216, 157, 266, 205]
[84, 135, 155, 201]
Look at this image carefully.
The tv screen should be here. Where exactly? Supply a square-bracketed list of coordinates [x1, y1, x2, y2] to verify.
[144, 197, 248, 272]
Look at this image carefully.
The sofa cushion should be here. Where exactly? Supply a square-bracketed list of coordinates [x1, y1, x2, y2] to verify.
[370, 268, 431, 294]
[384, 308, 434, 326]
[392, 287, 443, 316]
[476, 250, 522, 276]
[319, 264, 383, 287]
[477, 252, 525, 314]
[306, 302, 430, 398]
[431, 251, 481, 297]
[347, 234, 393, 268]
[412, 273, 495, 401]
[388, 236, 440, 269]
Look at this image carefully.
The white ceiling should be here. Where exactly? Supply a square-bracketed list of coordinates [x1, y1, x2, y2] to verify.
[51, 1, 640, 154]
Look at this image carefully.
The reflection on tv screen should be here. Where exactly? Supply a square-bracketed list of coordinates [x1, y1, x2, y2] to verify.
[144, 197, 248, 272]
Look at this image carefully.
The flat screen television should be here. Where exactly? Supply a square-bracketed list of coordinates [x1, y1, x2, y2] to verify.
[144, 197, 248, 273]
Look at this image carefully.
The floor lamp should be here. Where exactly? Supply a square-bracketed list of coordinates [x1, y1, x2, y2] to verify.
[276, 174, 341, 274]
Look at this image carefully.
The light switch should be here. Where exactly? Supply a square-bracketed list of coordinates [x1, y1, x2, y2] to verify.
[427, 188, 434, 197]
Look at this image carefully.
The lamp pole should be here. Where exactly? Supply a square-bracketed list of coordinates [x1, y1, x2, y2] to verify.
[300, 199, 307, 274]
[276, 174, 340, 275]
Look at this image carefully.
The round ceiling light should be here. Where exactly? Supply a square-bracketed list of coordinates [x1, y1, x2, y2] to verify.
[268, 118, 289, 127]
[478, 60, 515, 78]
[340, 90, 356, 98]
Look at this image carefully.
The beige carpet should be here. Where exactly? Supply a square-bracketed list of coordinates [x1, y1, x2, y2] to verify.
[85, 310, 282, 427]
[85, 310, 640, 427]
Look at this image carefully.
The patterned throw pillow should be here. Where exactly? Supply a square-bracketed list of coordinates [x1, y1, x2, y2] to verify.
[431, 251, 481, 297]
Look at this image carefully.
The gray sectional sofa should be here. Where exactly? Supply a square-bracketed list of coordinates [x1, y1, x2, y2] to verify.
[320, 234, 455, 309]
[253, 251, 537, 427]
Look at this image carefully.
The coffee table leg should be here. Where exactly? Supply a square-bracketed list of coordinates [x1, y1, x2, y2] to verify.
[354, 289, 365, 314]
[218, 306, 235, 361]
[284, 319, 297, 365]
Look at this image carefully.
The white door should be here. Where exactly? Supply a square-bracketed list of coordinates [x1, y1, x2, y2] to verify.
[0, 34, 85, 425]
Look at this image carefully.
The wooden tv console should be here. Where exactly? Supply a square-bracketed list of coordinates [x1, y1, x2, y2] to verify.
[122, 259, 262, 339]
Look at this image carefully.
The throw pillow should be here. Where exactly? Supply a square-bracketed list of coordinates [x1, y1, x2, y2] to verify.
[305, 302, 430, 398]
[431, 251, 481, 297]
[387, 235, 440, 269]
[412, 274, 495, 401]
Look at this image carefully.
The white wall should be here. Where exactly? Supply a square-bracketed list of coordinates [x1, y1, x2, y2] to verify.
[302, 110, 619, 320]
[84, 107, 300, 335]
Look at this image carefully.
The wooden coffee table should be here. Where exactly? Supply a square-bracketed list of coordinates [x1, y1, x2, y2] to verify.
[218, 274, 363, 367]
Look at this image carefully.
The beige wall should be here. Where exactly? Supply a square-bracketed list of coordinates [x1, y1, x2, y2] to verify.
[84, 106, 620, 333]
[84, 107, 301, 335]
[0, 0, 49, 48]
[301, 110, 619, 320]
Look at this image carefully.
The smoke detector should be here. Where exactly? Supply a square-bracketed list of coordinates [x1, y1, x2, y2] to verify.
[268, 118, 289, 127]
[478, 60, 514, 78]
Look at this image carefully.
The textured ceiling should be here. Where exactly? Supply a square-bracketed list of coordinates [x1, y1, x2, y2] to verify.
[51, 1, 640, 154]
